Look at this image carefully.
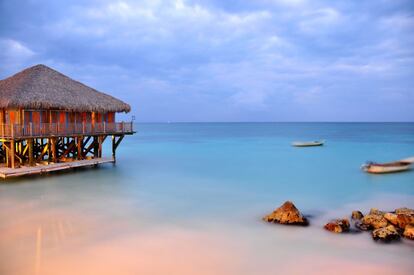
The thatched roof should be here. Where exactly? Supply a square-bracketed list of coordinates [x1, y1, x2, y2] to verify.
[0, 64, 131, 113]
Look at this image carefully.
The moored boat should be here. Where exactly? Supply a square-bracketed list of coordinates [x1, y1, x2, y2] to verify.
[292, 140, 324, 147]
[362, 161, 411, 174]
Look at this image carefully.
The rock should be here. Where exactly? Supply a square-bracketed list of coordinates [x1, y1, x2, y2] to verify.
[355, 220, 372, 231]
[351, 211, 364, 220]
[403, 224, 414, 240]
[324, 219, 350, 233]
[395, 214, 414, 229]
[263, 201, 309, 225]
[372, 225, 400, 242]
[395, 207, 414, 216]
[369, 208, 385, 216]
[384, 213, 398, 225]
[360, 214, 388, 229]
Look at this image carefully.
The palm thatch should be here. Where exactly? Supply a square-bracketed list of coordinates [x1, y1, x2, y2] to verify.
[0, 64, 131, 113]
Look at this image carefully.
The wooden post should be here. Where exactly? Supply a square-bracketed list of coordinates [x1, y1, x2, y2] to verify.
[77, 136, 82, 160]
[112, 135, 124, 163]
[51, 137, 57, 163]
[112, 135, 116, 161]
[93, 136, 98, 158]
[10, 140, 15, 168]
[47, 138, 51, 163]
[98, 136, 103, 158]
[28, 138, 34, 166]
[5, 142, 9, 167]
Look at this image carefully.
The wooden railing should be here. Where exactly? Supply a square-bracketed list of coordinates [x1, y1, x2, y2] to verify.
[0, 122, 134, 138]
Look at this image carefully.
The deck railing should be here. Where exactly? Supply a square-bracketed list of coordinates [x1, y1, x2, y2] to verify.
[0, 122, 134, 138]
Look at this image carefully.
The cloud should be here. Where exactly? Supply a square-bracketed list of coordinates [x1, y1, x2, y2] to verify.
[0, 38, 35, 57]
[0, 0, 413, 121]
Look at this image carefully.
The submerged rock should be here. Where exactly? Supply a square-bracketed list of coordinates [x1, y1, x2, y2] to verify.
[403, 224, 414, 240]
[360, 214, 388, 230]
[372, 225, 400, 242]
[351, 211, 364, 220]
[324, 219, 350, 233]
[263, 201, 308, 225]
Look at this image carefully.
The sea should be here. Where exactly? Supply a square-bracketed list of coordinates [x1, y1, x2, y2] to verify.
[1, 123, 413, 275]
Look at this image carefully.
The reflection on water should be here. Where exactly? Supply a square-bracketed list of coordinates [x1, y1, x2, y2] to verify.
[1, 189, 413, 275]
[1, 123, 414, 274]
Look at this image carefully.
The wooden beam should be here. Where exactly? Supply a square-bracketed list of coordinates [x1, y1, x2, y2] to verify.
[114, 135, 124, 150]
[61, 140, 75, 159]
[37, 142, 49, 161]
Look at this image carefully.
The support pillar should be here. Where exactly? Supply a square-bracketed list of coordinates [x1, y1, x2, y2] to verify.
[10, 140, 15, 168]
[51, 137, 57, 163]
[28, 138, 34, 166]
[112, 135, 116, 162]
[93, 136, 99, 158]
[77, 136, 83, 160]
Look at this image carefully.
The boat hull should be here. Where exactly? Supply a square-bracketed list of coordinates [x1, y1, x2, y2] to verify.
[362, 161, 411, 174]
[292, 141, 324, 147]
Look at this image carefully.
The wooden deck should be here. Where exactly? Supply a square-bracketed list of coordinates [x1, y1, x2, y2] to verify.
[0, 157, 114, 179]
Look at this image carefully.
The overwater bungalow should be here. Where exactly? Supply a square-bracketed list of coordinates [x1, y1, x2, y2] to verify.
[0, 64, 134, 178]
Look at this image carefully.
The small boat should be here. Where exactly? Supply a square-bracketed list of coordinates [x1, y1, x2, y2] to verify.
[292, 140, 324, 147]
[362, 161, 412, 174]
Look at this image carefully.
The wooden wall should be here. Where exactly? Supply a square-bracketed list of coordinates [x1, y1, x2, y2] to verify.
[0, 109, 116, 124]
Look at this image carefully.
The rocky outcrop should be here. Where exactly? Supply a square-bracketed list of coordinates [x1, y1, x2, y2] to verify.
[351, 211, 363, 220]
[263, 201, 308, 225]
[396, 214, 414, 229]
[369, 208, 385, 216]
[403, 224, 414, 240]
[324, 219, 350, 233]
[355, 220, 371, 231]
[360, 214, 388, 230]
[395, 207, 414, 216]
[372, 225, 400, 242]
[384, 213, 398, 224]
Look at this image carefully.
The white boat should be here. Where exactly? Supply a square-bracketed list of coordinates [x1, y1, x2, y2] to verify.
[292, 140, 324, 147]
[362, 161, 411, 174]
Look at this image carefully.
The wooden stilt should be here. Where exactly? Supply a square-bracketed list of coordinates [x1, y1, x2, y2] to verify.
[112, 135, 124, 163]
[93, 136, 99, 158]
[98, 136, 103, 158]
[28, 139, 34, 166]
[10, 140, 15, 168]
[112, 135, 116, 161]
[77, 136, 83, 160]
[51, 138, 57, 163]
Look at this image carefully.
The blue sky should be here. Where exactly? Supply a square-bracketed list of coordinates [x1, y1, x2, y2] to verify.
[1, 0, 413, 122]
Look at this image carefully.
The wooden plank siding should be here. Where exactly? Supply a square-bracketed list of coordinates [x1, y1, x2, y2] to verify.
[1, 109, 116, 125]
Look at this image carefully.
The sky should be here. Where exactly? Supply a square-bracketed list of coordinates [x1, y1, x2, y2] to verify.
[0, 0, 413, 122]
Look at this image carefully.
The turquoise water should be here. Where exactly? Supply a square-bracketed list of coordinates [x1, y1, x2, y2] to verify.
[1, 123, 413, 274]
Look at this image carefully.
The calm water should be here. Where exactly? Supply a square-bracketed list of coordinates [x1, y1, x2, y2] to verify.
[1, 123, 414, 275]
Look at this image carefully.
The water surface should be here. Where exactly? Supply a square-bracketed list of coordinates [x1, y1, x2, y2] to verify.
[1, 123, 413, 274]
